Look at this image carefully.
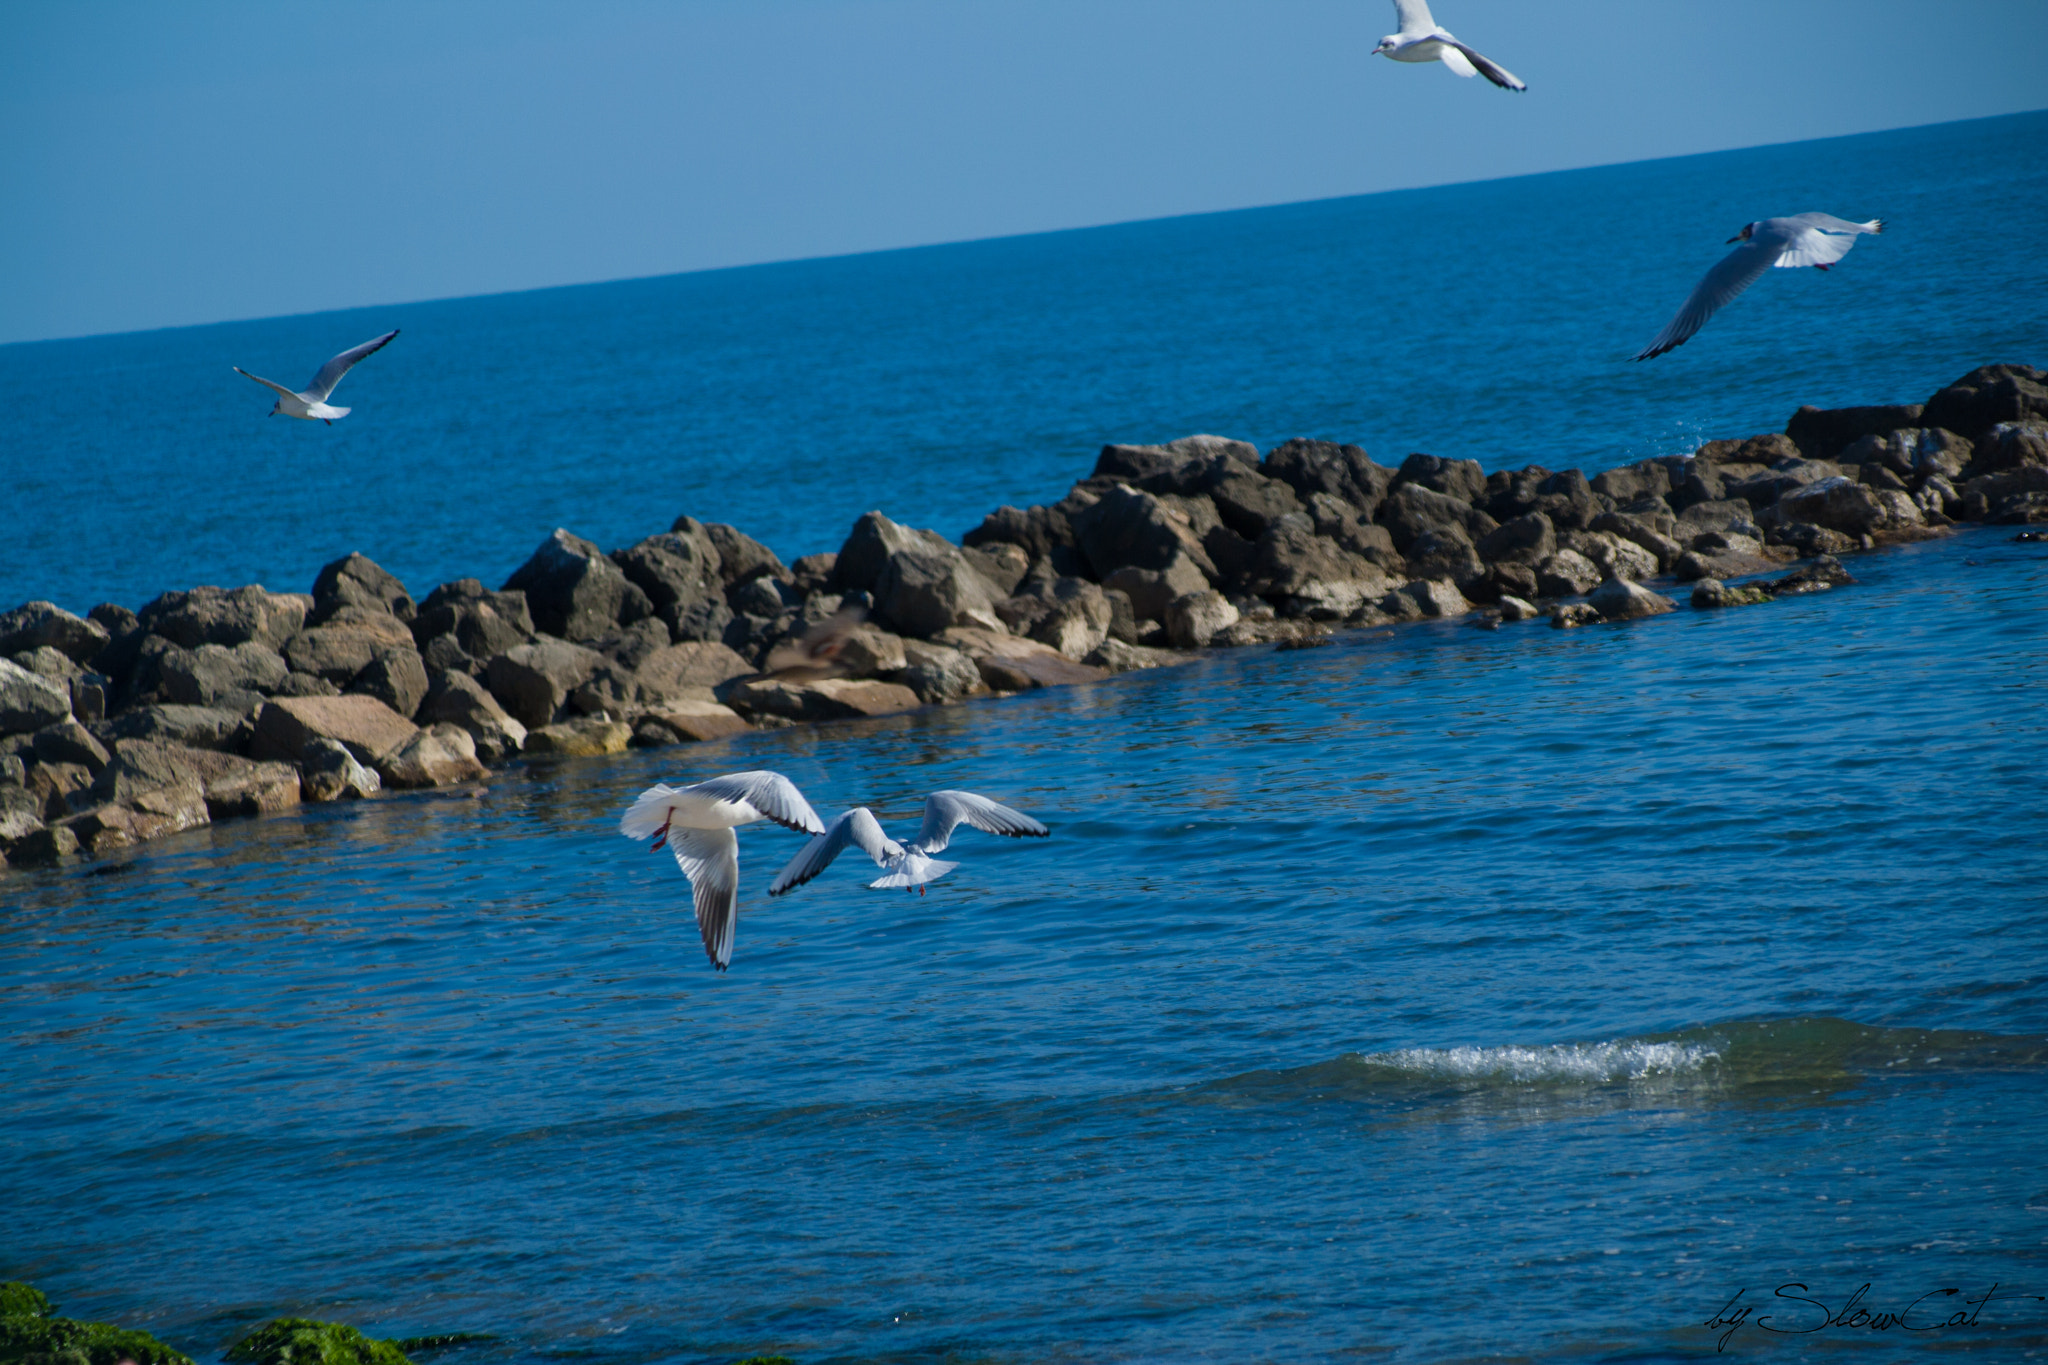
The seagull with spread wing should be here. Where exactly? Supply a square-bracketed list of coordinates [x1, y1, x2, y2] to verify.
[1373, 0, 1526, 91]
[233, 329, 399, 424]
[619, 770, 828, 971]
[769, 790, 1049, 898]
[1634, 214, 1884, 361]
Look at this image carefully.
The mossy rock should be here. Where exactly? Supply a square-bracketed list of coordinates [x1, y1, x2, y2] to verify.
[733, 1357, 795, 1365]
[0, 1287, 53, 1321]
[0, 1312, 194, 1365]
[224, 1321, 412, 1365]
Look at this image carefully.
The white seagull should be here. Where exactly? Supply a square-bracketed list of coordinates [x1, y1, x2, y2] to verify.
[768, 790, 1049, 898]
[233, 329, 399, 424]
[619, 770, 828, 971]
[1373, 0, 1526, 91]
[1634, 215, 1885, 362]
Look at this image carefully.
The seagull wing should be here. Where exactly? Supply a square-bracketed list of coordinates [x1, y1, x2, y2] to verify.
[691, 770, 828, 834]
[1783, 213, 1883, 237]
[911, 790, 1050, 855]
[1446, 41, 1525, 90]
[1633, 240, 1779, 362]
[1393, 0, 1437, 35]
[768, 807, 902, 895]
[667, 826, 741, 971]
[234, 368, 302, 402]
[1771, 216, 1881, 269]
[302, 329, 399, 402]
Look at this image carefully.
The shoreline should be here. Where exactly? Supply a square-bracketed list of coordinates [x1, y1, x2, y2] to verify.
[2, 362, 2043, 871]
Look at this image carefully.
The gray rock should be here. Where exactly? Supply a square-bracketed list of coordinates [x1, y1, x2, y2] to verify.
[140, 584, 308, 651]
[695, 519, 788, 586]
[1261, 438, 1395, 518]
[1072, 484, 1219, 581]
[1587, 577, 1677, 621]
[610, 525, 724, 613]
[378, 723, 488, 790]
[1481, 466, 1547, 522]
[1572, 530, 1660, 584]
[1549, 602, 1601, 629]
[728, 574, 801, 619]
[1590, 461, 1675, 505]
[89, 603, 139, 636]
[0, 601, 110, 664]
[249, 693, 419, 766]
[1209, 472, 1304, 540]
[417, 670, 528, 762]
[1777, 476, 1889, 535]
[1531, 469, 1607, 531]
[1402, 524, 1486, 586]
[271, 672, 343, 698]
[1534, 549, 1601, 598]
[10, 645, 79, 681]
[1376, 483, 1497, 551]
[300, 737, 381, 802]
[1497, 595, 1539, 622]
[503, 528, 642, 642]
[1590, 510, 1683, 570]
[962, 542, 1030, 598]
[1382, 578, 1472, 620]
[411, 579, 535, 663]
[349, 646, 430, 719]
[833, 624, 909, 677]
[1476, 511, 1556, 567]
[1768, 554, 1856, 596]
[891, 641, 984, 703]
[180, 749, 302, 818]
[1024, 580, 1113, 657]
[0, 658, 72, 736]
[103, 703, 245, 752]
[88, 739, 212, 841]
[1392, 452, 1487, 504]
[1726, 458, 1844, 508]
[667, 593, 736, 645]
[875, 547, 1007, 638]
[1962, 421, 2048, 480]
[161, 641, 289, 707]
[570, 640, 754, 715]
[1164, 590, 1240, 648]
[1785, 402, 1926, 461]
[486, 637, 606, 728]
[32, 720, 110, 774]
[311, 553, 414, 624]
[830, 510, 955, 594]
[1676, 499, 1762, 538]
[962, 504, 1076, 563]
[1920, 364, 2048, 446]
[1094, 434, 1259, 491]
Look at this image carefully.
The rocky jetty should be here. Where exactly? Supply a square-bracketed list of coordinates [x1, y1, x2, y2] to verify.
[2, 363, 2044, 871]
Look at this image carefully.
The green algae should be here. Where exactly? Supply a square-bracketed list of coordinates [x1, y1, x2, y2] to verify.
[0, 1282, 194, 1365]
[223, 1320, 413, 1365]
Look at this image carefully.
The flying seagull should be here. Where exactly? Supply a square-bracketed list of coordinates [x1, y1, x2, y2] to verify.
[1373, 0, 1526, 91]
[619, 770, 828, 971]
[233, 329, 399, 424]
[1634, 215, 1884, 361]
[769, 790, 1049, 898]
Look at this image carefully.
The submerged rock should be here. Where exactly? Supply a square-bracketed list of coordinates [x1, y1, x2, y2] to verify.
[0, 1281, 195, 1365]
[1586, 577, 1676, 621]
[226, 1318, 412, 1365]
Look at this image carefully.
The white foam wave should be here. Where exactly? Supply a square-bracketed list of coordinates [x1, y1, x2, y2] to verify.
[1358, 1039, 1720, 1084]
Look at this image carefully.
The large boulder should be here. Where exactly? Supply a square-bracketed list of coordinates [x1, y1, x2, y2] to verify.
[0, 658, 72, 736]
[310, 553, 414, 624]
[722, 676, 923, 722]
[1920, 364, 2048, 445]
[831, 511, 955, 594]
[1262, 439, 1396, 518]
[87, 739, 213, 840]
[630, 698, 751, 745]
[32, 719, 111, 774]
[177, 748, 303, 817]
[348, 646, 430, 719]
[0, 602, 110, 664]
[1961, 422, 2048, 480]
[693, 519, 788, 586]
[1209, 472, 1304, 540]
[1401, 525, 1486, 587]
[1676, 499, 1762, 537]
[283, 612, 417, 683]
[101, 703, 244, 752]
[1476, 511, 1556, 567]
[410, 579, 535, 666]
[962, 504, 1077, 563]
[1777, 476, 1890, 536]
[417, 670, 528, 762]
[160, 641, 289, 709]
[1071, 484, 1218, 582]
[1571, 530, 1660, 584]
[1381, 578, 1471, 620]
[139, 585, 307, 651]
[1376, 483, 1498, 551]
[524, 717, 634, 756]
[1726, 458, 1844, 508]
[1237, 517, 1400, 618]
[891, 641, 985, 703]
[962, 542, 1030, 598]
[1785, 402, 1926, 461]
[1530, 469, 1606, 531]
[1535, 549, 1601, 598]
[1590, 510, 1683, 571]
[1590, 461, 1675, 506]
[503, 529, 640, 642]
[300, 738, 381, 802]
[570, 640, 754, 715]
[874, 548, 1008, 638]
[1164, 590, 1240, 648]
[610, 524, 724, 613]
[485, 637, 606, 728]
[249, 694, 419, 765]
[377, 724, 489, 789]
[1390, 453, 1486, 505]
[1094, 435, 1259, 492]
[1586, 577, 1677, 621]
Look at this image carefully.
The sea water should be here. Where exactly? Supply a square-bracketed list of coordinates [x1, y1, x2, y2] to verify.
[4, 113, 2048, 1362]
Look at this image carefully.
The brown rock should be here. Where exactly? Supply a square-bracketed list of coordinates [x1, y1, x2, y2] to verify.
[417, 670, 528, 762]
[486, 637, 606, 728]
[378, 723, 490, 788]
[57, 804, 138, 856]
[299, 737, 381, 802]
[721, 677, 922, 722]
[632, 698, 751, 743]
[0, 601, 110, 664]
[250, 693, 419, 764]
[284, 614, 418, 682]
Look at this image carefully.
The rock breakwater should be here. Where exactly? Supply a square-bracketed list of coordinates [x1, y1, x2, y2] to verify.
[2, 363, 2044, 870]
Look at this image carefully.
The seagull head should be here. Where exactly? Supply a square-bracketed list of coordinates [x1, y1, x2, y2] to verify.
[1372, 34, 1399, 55]
[1726, 223, 1756, 244]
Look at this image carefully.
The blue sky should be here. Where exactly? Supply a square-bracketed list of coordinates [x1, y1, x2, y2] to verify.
[3, 0, 2043, 345]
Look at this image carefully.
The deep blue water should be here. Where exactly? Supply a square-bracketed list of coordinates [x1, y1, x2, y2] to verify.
[0, 111, 2044, 613]
[6, 112, 2048, 1363]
